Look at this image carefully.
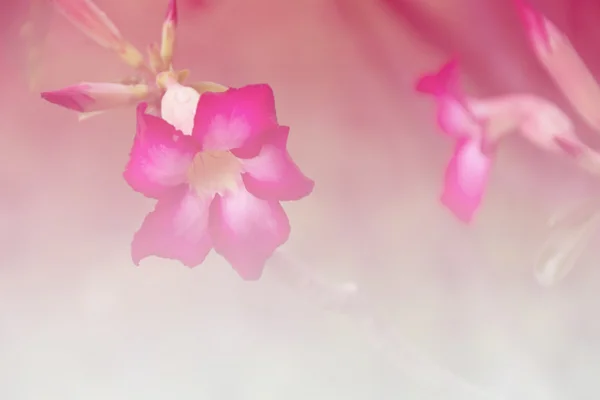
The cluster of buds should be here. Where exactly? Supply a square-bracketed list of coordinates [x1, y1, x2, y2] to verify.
[38, 0, 227, 119]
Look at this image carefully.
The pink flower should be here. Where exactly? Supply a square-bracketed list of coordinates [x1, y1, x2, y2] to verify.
[417, 59, 595, 222]
[416, 60, 492, 223]
[124, 83, 314, 280]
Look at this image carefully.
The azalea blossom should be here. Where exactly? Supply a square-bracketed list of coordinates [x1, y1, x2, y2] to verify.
[416, 59, 596, 223]
[37, 0, 223, 118]
[123, 80, 314, 280]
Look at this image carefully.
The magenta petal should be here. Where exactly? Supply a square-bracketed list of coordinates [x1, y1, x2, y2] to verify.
[436, 98, 481, 139]
[415, 59, 459, 96]
[440, 139, 492, 223]
[241, 126, 314, 201]
[209, 189, 290, 280]
[124, 104, 199, 198]
[132, 185, 213, 267]
[192, 84, 278, 159]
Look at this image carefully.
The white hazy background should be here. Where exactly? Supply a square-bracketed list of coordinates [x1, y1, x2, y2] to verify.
[1, 0, 600, 399]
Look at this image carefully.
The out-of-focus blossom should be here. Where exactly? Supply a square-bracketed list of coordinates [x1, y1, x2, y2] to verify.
[39, 0, 220, 118]
[516, 0, 600, 132]
[534, 198, 600, 286]
[416, 60, 599, 223]
[123, 82, 314, 280]
[416, 60, 493, 223]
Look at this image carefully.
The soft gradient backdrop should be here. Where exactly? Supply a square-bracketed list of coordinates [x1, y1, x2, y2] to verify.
[2, 0, 600, 399]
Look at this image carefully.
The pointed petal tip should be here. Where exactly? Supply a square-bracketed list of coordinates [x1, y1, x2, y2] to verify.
[41, 89, 87, 112]
[166, 0, 178, 25]
[415, 59, 459, 96]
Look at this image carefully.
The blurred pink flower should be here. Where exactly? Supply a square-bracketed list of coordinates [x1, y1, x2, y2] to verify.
[416, 58, 598, 223]
[124, 82, 314, 280]
[416, 60, 492, 223]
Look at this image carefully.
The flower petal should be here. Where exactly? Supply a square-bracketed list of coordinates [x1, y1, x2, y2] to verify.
[124, 104, 198, 198]
[192, 84, 278, 158]
[517, 0, 600, 131]
[416, 60, 480, 139]
[132, 185, 213, 267]
[440, 138, 492, 223]
[415, 59, 460, 96]
[209, 188, 290, 280]
[41, 82, 151, 113]
[242, 126, 314, 201]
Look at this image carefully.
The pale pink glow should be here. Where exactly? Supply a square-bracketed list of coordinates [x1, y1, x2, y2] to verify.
[126, 84, 313, 279]
[5, 0, 600, 398]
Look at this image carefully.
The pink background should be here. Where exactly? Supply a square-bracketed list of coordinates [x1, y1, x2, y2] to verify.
[1, 0, 600, 398]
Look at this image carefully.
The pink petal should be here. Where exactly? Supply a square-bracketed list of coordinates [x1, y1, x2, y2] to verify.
[517, 0, 600, 131]
[41, 82, 151, 113]
[209, 189, 290, 280]
[241, 126, 315, 201]
[124, 104, 198, 198]
[440, 138, 492, 223]
[192, 84, 278, 159]
[435, 98, 481, 139]
[132, 185, 213, 267]
[416, 60, 480, 139]
[415, 59, 459, 96]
